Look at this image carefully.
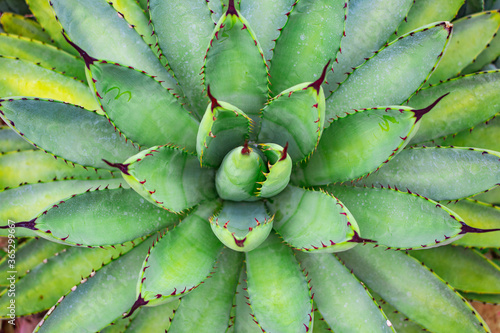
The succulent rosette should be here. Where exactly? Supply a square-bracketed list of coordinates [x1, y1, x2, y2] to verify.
[0, 0, 500, 332]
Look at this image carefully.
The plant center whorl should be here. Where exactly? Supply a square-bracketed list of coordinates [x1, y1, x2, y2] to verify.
[215, 141, 292, 201]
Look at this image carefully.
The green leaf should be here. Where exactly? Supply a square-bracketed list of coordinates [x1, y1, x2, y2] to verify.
[245, 232, 313, 333]
[88, 59, 199, 151]
[50, 0, 180, 94]
[338, 245, 489, 332]
[324, 0, 414, 95]
[267, 186, 359, 253]
[391, 0, 465, 39]
[256, 143, 292, 198]
[409, 246, 500, 294]
[239, 0, 296, 62]
[420, 113, 500, 151]
[0, 12, 51, 43]
[445, 199, 500, 247]
[408, 70, 500, 144]
[0, 57, 99, 111]
[168, 248, 243, 333]
[326, 22, 451, 121]
[0, 126, 33, 152]
[0, 150, 115, 189]
[427, 10, 500, 85]
[26, 0, 79, 55]
[269, 0, 346, 96]
[149, 0, 214, 116]
[203, 6, 268, 121]
[0, 238, 67, 285]
[0, 98, 140, 170]
[297, 252, 394, 332]
[473, 186, 500, 205]
[0, 238, 138, 318]
[0, 33, 86, 81]
[197, 98, 251, 168]
[0, 178, 126, 237]
[210, 201, 273, 252]
[120, 145, 217, 213]
[259, 79, 326, 163]
[460, 291, 500, 304]
[35, 236, 152, 333]
[0, 0, 30, 15]
[326, 185, 468, 249]
[137, 204, 222, 307]
[357, 146, 500, 201]
[233, 270, 262, 333]
[293, 106, 418, 185]
[124, 301, 178, 333]
[14, 187, 180, 247]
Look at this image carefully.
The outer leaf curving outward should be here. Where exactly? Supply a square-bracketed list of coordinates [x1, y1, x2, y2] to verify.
[3, 187, 180, 247]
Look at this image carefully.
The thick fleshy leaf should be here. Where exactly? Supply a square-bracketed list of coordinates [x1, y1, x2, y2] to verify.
[0, 238, 67, 284]
[326, 184, 472, 249]
[0, 98, 140, 169]
[408, 70, 500, 143]
[421, 113, 500, 151]
[117, 145, 217, 213]
[0, 33, 86, 81]
[197, 98, 251, 168]
[203, 4, 268, 121]
[324, 0, 414, 95]
[8, 187, 180, 247]
[358, 146, 500, 200]
[168, 248, 243, 333]
[0, 57, 99, 110]
[269, 0, 346, 96]
[149, 0, 214, 116]
[88, 59, 199, 151]
[35, 237, 152, 333]
[463, 31, 500, 73]
[473, 185, 500, 204]
[124, 301, 178, 333]
[233, 270, 262, 333]
[259, 77, 326, 163]
[239, 0, 296, 62]
[311, 307, 333, 333]
[267, 186, 360, 253]
[0, 126, 35, 152]
[391, 0, 464, 38]
[0, 238, 137, 318]
[49, 0, 179, 94]
[461, 292, 500, 304]
[136, 204, 222, 307]
[0, 149, 115, 189]
[427, 10, 500, 85]
[445, 199, 500, 247]
[338, 245, 489, 332]
[210, 201, 273, 252]
[293, 106, 419, 185]
[0, 178, 126, 237]
[326, 22, 451, 121]
[245, 232, 313, 333]
[0, 0, 30, 14]
[296, 252, 394, 333]
[409, 246, 500, 293]
[26, 0, 79, 55]
[0, 12, 51, 43]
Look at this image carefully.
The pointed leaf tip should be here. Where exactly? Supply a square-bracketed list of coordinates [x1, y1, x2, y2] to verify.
[102, 159, 130, 175]
[459, 222, 500, 235]
[207, 85, 221, 112]
[349, 230, 377, 244]
[0, 219, 37, 230]
[227, 0, 238, 16]
[308, 60, 331, 93]
[412, 92, 450, 122]
[279, 142, 289, 161]
[241, 139, 250, 155]
[123, 294, 149, 318]
[62, 32, 96, 69]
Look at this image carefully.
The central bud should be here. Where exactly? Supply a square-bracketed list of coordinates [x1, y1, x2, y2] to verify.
[216, 141, 293, 201]
[215, 141, 266, 201]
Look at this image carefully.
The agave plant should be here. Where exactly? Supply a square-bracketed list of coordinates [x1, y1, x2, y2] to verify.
[1, 0, 500, 332]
